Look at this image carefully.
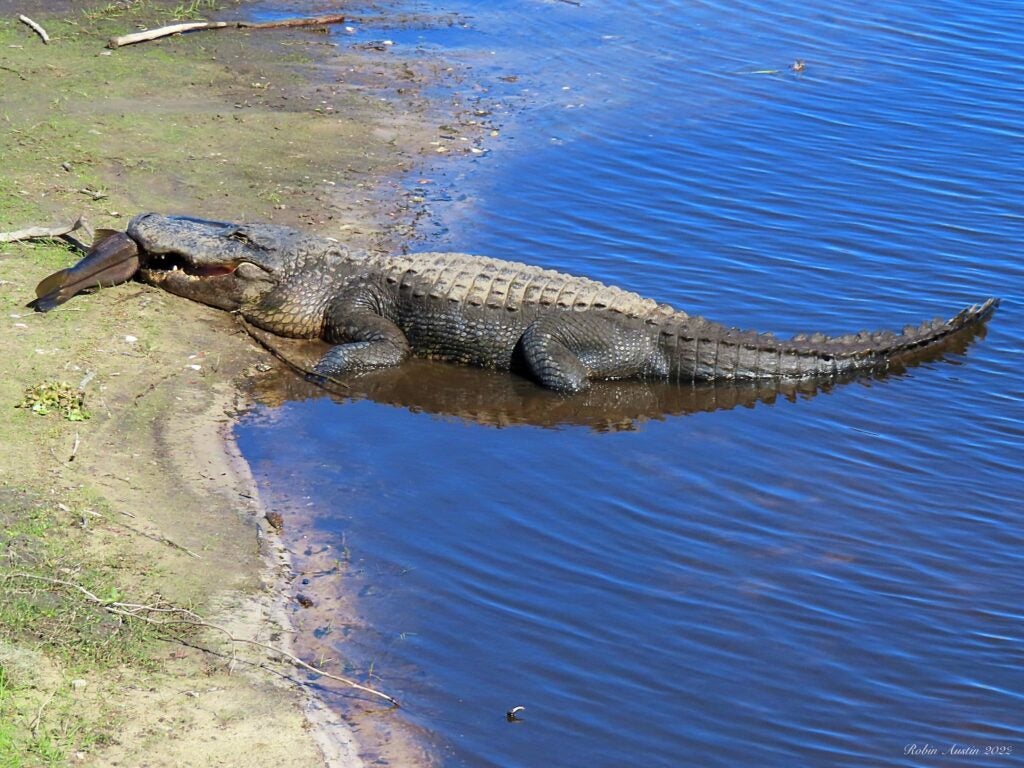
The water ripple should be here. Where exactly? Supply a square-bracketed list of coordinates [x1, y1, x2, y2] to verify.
[239, 0, 1023, 765]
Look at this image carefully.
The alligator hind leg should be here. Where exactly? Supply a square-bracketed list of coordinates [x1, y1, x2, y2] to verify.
[314, 289, 410, 378]
[520, 313, 654, 393]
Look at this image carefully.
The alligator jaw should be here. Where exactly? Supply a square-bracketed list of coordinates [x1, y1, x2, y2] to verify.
[128, 213, 280, 309]
[138, 251, 240, 281]
[135, 248, 270, 312]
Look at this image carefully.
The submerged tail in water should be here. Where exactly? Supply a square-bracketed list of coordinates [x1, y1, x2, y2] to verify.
[28, 231, 140, 312]
[663, 297, 1000, 381]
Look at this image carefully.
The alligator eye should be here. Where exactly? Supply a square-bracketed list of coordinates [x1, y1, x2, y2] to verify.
[228, 230, 253, 245]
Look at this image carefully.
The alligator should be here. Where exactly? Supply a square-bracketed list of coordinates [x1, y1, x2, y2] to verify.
[34, 213, 999, 393]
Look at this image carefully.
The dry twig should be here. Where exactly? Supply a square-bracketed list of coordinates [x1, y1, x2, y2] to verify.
[235, 14, 347, 30]
[28, 688, 58, 736]
[0, 215, 87, 244]
[0, 214, 93, 254]
[0, 64, 26, 80]
[9, 572, 398, 707]
[113, 519, 203, 559]
[107, 20, 225, 49]
[107, 13, 346, 49]
[18, 14, 49, 44]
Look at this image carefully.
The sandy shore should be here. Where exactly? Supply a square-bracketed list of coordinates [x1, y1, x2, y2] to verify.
[0, 3, 478, 764]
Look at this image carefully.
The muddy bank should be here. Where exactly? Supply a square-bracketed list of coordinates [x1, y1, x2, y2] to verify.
[0, 2, 474, 765]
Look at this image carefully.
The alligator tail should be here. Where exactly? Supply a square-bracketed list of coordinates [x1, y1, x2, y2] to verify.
[663, 298, 999, 381]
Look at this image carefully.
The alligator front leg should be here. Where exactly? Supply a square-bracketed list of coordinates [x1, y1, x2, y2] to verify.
[313, 288, 410, 378]
[520, 314, 658, 393]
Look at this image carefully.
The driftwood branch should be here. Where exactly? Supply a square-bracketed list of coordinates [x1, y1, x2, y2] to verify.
[8, 572, 399, 707]
[108, 21, 226, 48]
[18, 14, 49, 44]
[0, 215, 92, 254]
[107, 13, 346, 49]
[0, 214, 89, 245]
[235, 14, 347, 30]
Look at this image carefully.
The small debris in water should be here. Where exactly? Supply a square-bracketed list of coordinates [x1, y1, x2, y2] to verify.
[265, 511, 284, 531]
[296, 594, 315, 608]
[506, 706, 526, 722]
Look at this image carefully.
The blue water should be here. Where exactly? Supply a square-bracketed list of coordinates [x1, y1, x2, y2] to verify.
[237, 1, 1023, 765]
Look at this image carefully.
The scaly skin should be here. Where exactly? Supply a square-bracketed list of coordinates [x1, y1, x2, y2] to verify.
[126, 213, 998, 393]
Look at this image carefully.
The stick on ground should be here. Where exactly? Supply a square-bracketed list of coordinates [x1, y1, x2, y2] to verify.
[9, 572, 399, 706]
[0, 64, 27, 80]
[18, 14, 49, 44]
[235, 14, 347, 30]
[0, 215, 88, 244]
[107, 13, 346, 49]
[107, 21, 227, 49]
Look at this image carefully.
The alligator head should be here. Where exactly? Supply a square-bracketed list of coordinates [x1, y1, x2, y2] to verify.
[127, 213, 294, 311]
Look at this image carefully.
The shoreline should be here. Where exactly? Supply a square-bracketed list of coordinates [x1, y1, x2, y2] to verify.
[0, 3, 477, 764]
[219, 415, 367, 767]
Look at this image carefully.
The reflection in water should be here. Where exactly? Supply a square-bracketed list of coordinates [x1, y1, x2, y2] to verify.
[244, 320, 989, 430]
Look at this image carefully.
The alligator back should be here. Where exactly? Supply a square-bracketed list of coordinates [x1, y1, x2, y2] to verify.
[366, 251, 996, 384]
[379, 252, 679, 320]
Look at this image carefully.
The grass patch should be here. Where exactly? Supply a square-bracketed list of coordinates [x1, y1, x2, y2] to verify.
[83, 0, 221, 24]
[0, 491, 165, 765]
[171, 0, 221, 20]
[0, 491, 162, 669]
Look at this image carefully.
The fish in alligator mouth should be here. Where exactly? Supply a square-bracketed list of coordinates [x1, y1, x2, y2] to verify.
[30, 212, 999, 394]
[27, 230, 140, 312]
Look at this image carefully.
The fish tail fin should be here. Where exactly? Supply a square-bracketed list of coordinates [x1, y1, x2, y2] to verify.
[27, 231, 140, 312]
[26, 269, 73, 312]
